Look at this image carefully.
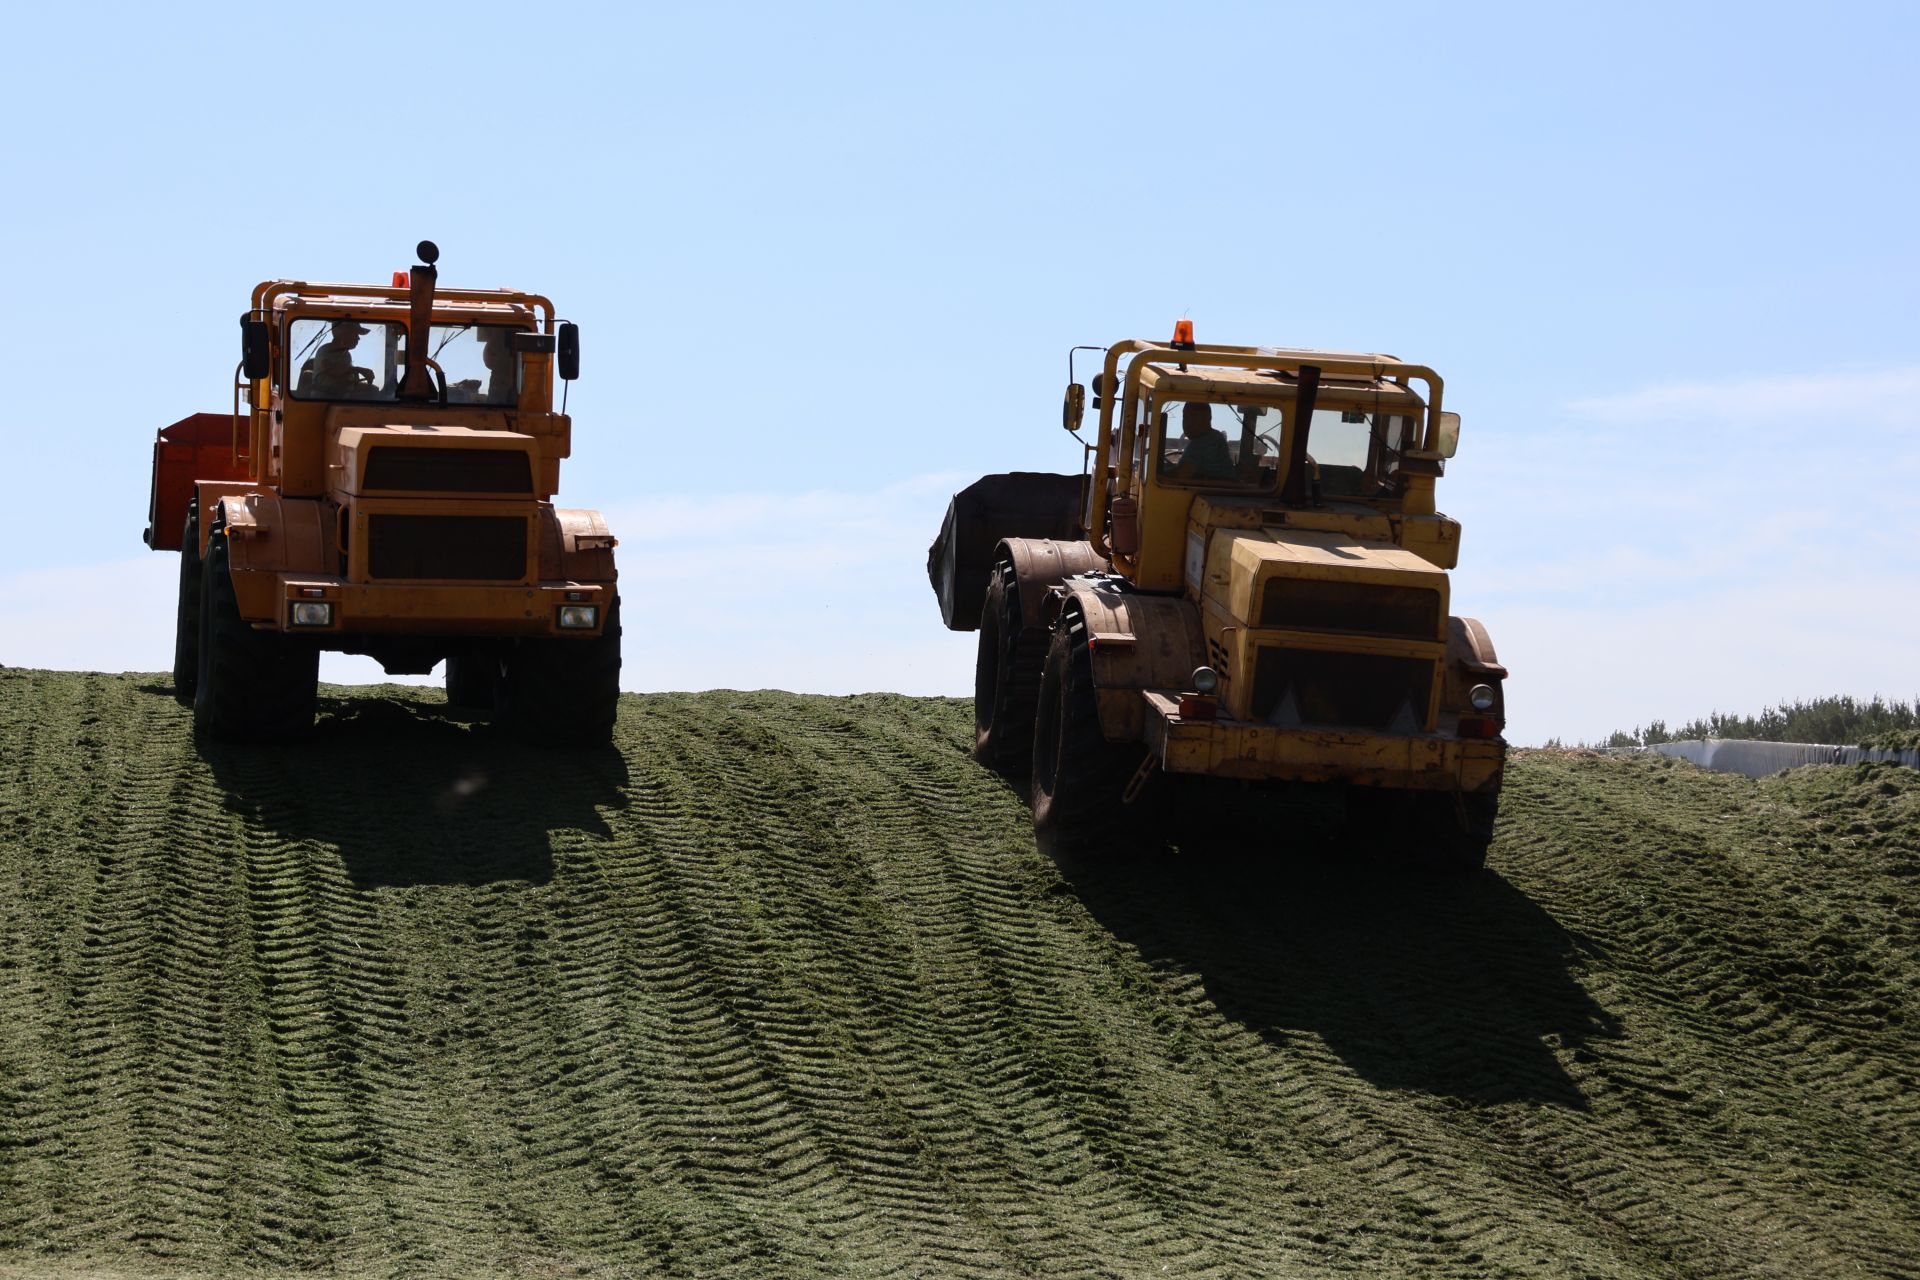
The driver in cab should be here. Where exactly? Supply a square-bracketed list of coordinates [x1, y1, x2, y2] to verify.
[1167, 402, 1235, 481]
[307, 320, 378, 398]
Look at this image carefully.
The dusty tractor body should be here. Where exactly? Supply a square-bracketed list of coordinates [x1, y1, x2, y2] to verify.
[145, 242, 621, 743]
[929, 330, 1506, 867]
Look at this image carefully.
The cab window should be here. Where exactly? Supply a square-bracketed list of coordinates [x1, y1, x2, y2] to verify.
[1153, 399, 1280, 492]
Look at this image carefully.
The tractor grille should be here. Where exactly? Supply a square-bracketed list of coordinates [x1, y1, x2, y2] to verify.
[1260, 578, 1440, 641]
[367, 515, 527, 581]
[363, 447, 533, 494]
[1251, 647, 1434, 732]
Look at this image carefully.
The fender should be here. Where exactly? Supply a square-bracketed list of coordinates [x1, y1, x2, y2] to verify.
[540, 507, 619, 583]
[1056, 582, 1206, 742]
[998, 536, 1108, 631]
[1443, 615, 1508, 726]
[210, 492, 330, 622]
[192, 481, 260, 555]
[1447, 616, 1506, 678]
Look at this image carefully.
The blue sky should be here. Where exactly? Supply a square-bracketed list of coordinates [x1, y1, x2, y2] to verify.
[1, 1, 1914, 743]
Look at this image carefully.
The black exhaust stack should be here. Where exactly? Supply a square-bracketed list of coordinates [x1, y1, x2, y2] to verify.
[397, 240, 440, 402]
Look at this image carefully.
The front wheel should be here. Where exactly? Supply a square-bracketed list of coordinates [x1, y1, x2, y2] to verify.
[496, 597, 623, 746]
[444, 654, 499, 711]
[1348, 783, 1498, 874]
[1425, 786, 1499, 873]
[194, 511, 318, 742]
[1030, 613, 1140, 854]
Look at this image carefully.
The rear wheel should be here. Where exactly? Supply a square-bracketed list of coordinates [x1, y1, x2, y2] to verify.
[497, 596, 623, 746]
[973, 558, 1046, 775]
[194, 511, 318, 742]
[1031, 613, 1140, 854]
[172, 499, 202, 704]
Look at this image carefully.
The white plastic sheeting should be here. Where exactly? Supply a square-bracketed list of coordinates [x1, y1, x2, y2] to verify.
[1648, 739, 1920, 780]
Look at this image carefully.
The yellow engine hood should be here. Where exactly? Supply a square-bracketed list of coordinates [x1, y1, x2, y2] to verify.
[1196, 528, 1450, 638]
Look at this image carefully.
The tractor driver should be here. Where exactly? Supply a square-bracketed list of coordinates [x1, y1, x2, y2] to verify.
[449, 329, 518, 405]
[308, 320, 378, 398]
[1168, 402, 1235, 481]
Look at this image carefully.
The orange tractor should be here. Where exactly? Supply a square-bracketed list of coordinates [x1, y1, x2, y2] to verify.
[144, 242, 620, 743]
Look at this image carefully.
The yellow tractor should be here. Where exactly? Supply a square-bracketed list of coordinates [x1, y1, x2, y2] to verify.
[144, 241, 620, 743]
[929, 326, 1507, 868]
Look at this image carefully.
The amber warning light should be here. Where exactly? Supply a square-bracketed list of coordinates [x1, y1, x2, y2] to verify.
[1171, 319, 1195, 349]
[392, 271, 409, 287]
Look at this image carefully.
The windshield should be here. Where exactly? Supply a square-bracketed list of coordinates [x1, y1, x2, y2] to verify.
[287, 319, 523, 405]
[1303, 409, 1418, 498]
[1152, 400, 1420, 499]
[1152, 400, 1282, 492]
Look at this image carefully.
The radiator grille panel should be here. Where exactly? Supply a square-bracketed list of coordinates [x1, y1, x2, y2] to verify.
[363, 448, 533, 494]
[1260, 578, 1440, 641]
[367, 515, 527, 581]
[1252, 647, 1433, 732]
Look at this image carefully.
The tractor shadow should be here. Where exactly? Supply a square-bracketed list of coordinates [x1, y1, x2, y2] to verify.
[1051, 795, 1620, 1108]
[195, 691, 628, 889]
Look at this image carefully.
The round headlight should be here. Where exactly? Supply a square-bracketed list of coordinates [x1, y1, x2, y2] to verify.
[1469, 683, 1497, 712]
[1192, 666, 1219, 694]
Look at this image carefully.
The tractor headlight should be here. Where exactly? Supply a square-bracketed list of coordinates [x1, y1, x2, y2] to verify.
[289, 602, 333, 627]
[1469, 683, 1497, 711]
[557, 604, 599, 630]
[1192, 666, 1219, 694]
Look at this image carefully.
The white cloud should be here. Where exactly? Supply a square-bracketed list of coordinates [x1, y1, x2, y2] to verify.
[1497, 574, 1920, 746]
[1565, 367, 1920, 428]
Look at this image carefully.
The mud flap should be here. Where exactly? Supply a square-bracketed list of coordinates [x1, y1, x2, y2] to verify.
[927, 472, 1084, 631]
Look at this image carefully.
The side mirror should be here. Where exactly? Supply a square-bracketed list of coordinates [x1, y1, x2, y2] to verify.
[557, 322, 580, 381]
[240, 318, 271, 380]
[1062, 383, 1085, 434]
[1434, 411, 1461, 458]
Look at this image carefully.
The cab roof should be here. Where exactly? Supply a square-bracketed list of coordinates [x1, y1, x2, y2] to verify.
[1139, 361, 1429, 409]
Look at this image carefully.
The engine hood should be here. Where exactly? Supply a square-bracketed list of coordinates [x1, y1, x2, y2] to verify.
[1193, 527, 1451, 642]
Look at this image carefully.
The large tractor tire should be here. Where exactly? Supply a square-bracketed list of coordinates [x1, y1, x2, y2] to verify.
[1030, 613, 1140, 854]
[973, 557, 1047, 775]
[194, 513, 318, 742]
[496, 597, 622, 746]
[172, 499, 202, 705]
[1423, 786, 1499, 873]
[444, 654, 499, 711]
[1348, 783, 1498, 874]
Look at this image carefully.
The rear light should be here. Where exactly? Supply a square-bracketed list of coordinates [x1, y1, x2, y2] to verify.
[557, 604, 599, 630]
[1178, 694, 1218, 720]
[1459, 716, 1500, 739]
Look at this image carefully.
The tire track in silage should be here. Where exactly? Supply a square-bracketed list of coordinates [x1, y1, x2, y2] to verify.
[622, 702, 1036, 1280]
[27, 676, 176, 1254]
[219, 744, 504, 1274]
[620, 696, 967, 1277]
[428, 737, 726, 1277]
[773, 695, 1227, 1277]
[0, 672, 107, 1253]
[1489, 756, 1920, 1278]
[0, 672, 69, 1247]
[770, 697, 1588, 1277]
